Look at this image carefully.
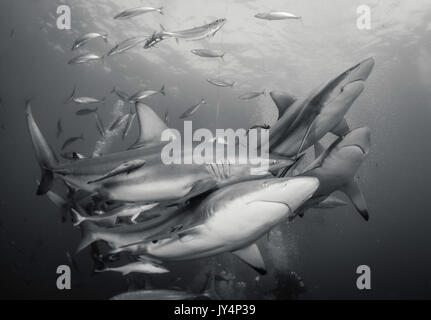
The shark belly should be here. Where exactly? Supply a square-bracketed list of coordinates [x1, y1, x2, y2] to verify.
[145, 201, 289, 261]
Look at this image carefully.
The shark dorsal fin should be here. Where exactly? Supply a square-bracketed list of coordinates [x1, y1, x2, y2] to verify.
[130, 103, 169, 149]
[232, 243, 266, 275]
[331, 118, 350, 136]
[269, 91, 296, 119]
[340, 180, 369, 221]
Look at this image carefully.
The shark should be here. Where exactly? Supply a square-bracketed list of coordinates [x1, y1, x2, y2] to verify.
[266, 57, 375, 159]
[293, 127, 371, 221]
[115, 176, 319, 274]
[26, 101, 292, 204]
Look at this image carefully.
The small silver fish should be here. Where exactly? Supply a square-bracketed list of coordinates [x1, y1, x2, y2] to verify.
[130, 85, 165, 102]
[76, 107, 98, 116]
[107, 36, 147, 56]
[73, 97, 104, 105]
[61, 152, 86, 161]
[123, 113, 136, 140]
[255, 12, 302, 21]
[95, 261, 168, 275]
[163, 19, 227, 41]
[143, 31, 170, 49]
[109, 114, 129, 131]
[73, 202, 158, 226]
[207, 78, 236, 87]
[68, 53, 104, 65]
[111, 86, 131, 103]
[191, 49, 225, 60]
[72, 32, 108, 50]
[239, 90, 265, 100]
[114, 6, 164, 20]
[180, 99, 207, 119]
[94, 113, 106, 137]
[88, 159, 146, 184]
[61, 134, 84, 150]
[65, 86, 104, 105]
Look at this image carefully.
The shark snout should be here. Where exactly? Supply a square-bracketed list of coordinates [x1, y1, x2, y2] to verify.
[281, 177, 319, 211]
[259, 177, 319, 212]
[339, 80, 365, 105]
[356, 57, 375, 81]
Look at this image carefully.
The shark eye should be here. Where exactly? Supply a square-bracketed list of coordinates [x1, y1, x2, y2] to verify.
[152, 240, 158, 244]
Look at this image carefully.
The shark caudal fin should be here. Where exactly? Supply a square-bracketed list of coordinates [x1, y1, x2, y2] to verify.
[76, 221, 102, 253]
[65, 85, 76, 104]
[202, 271, 221, 300]
[71, 208, 87, 227]
[26, 102, 59, 195]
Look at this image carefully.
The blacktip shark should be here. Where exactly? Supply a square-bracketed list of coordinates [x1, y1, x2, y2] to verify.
[26, 102, 293, 203]
[117, 176, 319, 274]
[295, 127, 371, 221]
[266, 57, 375, 159]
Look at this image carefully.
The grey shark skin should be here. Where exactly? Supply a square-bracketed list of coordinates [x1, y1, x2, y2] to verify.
[26, 102, 293, 203]
[299, 127, 371, 220]
[126, 177, 319, 274]
[267, 58, 375, 158]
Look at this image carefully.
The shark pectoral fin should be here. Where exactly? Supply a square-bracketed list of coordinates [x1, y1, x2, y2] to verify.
[314, 194, 348, 209]
[177, 225, 205, 242]
[331, 118, 350, 136]
[314, 142, 325, 158]
[340, 181, 369, 221]
[37, 170, 55, 195]
[232, 244, 266, 275]
[184, 179, 218, 202]
[88, 160, 146, 184]
[130, 212, 141, 224]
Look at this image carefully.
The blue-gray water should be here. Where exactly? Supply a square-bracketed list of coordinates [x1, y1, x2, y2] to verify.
[0, 0, 430, 299]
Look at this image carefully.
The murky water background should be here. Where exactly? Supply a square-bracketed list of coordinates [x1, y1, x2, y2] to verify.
[0, 0, 430, 299]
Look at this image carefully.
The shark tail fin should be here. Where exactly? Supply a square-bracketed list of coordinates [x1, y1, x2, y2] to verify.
[340, 180, 369, 221]
[76, 221, 102, 253]
[71, 208, 87, 227]
[202, 271, 221, 300]
[93, 266, 108, 274]
[65, 85, 76, 104]
[26, 101, 58, 195]
[160, 85, 166, 96]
